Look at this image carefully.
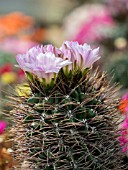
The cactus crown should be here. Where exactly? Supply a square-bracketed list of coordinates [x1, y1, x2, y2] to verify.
[10, 41, 124, 169]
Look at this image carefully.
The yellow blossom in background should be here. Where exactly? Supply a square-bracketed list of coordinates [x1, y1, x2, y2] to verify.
[1, 72, 17, 84]
[114, 37, 127, 49]
[16, 83, 31, 96]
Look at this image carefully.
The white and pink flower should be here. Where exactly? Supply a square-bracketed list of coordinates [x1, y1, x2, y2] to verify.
[16, 45, 72, 85]
[16, 41, 100, 84]
[61, 41, 100, 71]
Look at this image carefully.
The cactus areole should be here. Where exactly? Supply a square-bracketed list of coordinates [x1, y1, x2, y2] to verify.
[10, 41, 123, 169]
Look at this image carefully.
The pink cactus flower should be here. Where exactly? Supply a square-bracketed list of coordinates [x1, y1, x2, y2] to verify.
[0, 121, 7, 135]
[16, 42, 100, 82]
[119, 116, 128, 153]
[61, 41, 100, 71]
[16, 45, 72, 84]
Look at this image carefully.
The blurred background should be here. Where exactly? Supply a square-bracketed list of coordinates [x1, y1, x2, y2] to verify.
[0, 0, 128, 168]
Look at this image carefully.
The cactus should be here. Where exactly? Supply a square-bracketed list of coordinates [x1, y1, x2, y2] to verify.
[9, 41, 124, 169]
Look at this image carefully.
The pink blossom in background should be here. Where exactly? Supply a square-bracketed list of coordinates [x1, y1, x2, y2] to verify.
[63, 4, 115, 44]
[0, 38, 37, 54]
[0, 121, 7, 135]
[119, 116, 128, 153]
[73, 14, 114, 44]
[122, 93, 128, 101]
